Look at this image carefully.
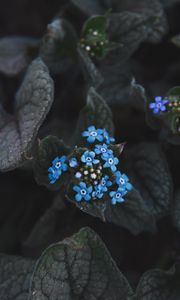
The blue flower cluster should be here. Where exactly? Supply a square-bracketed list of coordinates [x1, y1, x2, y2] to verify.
[48, 126, 133, 205]
[149, 96, 169, 114]
[72, 126, 132, 205]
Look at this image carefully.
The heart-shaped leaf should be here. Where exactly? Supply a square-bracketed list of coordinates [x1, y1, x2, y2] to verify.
[29, 227, 133, 299]
[0, 254, 35, 300]
[40, 18, 78, 74]
[123, 143, 173, 219]
[0, 58, 54, 171]
[135, 263, 180, 299]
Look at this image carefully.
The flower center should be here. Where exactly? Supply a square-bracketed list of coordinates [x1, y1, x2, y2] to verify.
[80, 189, 87, 195]
[101, 147, 106, 153]
[157, 103, 161, 108]
[55, 162, 61, 168]
[108, 158, 113, 164]
[86, 157, 92, 162]
[120, 178, 125, 184]
[116, 193, 121, 198]
[90, 131, 97, 137]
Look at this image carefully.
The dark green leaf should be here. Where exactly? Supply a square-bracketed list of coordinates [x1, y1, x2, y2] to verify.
[124, 143, 173, 219]
[0, 58, 54, 171]
[72, 87, 114, 146]
[29, 227, 133, 299]
[33, 135, 71, 189]
[105, 189, 156, 235]
[78, 48, 103, 88]
[0, 37, 40, 76]
[67, 189, 156, 235]
[99, 63, 145, 108]
[40, 18, 78, 74]
[136, 263, 180, 300]
[0, 254, 35, 300]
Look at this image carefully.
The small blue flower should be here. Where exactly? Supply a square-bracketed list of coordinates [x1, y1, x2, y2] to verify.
[115, 171, 132, 191]
[110, 188, 127, 205]
[99, 175, 112, 192]
[149, 96, 169, 114]
[81, 150, 99, 166]
[51, 156, 68, 171]
[95, 144, 113, 157]
[92, 184, 104, 199]
[69, 157, 78, 168]
[73, 182, 93, 202]
[82, 125, 104, 143]
[102, 153, 119, 172]
[48, 156, 68, 184]
[48, 167, 61, 184]
[102, 129, 115, 144]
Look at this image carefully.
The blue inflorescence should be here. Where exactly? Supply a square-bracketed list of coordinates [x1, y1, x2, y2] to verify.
[48, 126, 133, 205]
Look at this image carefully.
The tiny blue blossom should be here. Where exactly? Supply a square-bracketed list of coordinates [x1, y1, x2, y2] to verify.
[95, 143, 113, 157]
[81, 150, 99, 166]
[82, 125, 104, 143]
[69, 157, 78, 168]
[115, 171, 132, 191]
[110, 188, 127, 205]
[73, 182, 93, 202]
[99, 175, 112, 192]
[48, 156, 68, 184]
[102, 129, 115, 144]
[102, 153, 119, 172]
[48, 167, 61, 184]
[149, 96, 169, 114]
[92, 184, 104, 199]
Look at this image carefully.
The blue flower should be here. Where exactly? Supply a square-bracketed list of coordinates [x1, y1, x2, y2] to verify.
[102, 153, 119, 172]
[92, 184, 104, 199]
[149, 96, 169, 114]
[110, 188, 127, 205]
[81, 150, 99, 166]
[99, 175, 112, 192]
[48, 156, 68, 184]
[69, 157, 78, 168]
[73, 182, 93, 202]
[102, 129, 115, 144]
[94, 144, 113, 157]
[115, 171, 132, 191]
[82, 125, 104, 143]
[48, 167, 61, 184]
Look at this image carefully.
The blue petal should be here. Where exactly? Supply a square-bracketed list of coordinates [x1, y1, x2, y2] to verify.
[88, 125, 96, 131]
[87, 136, 95, 143]
[149, 103, 156, 109]
[75, 194, 82, 202]
[82, 131, 89, 137]
[84, 194, 91, 201]
[73, 186, 80, 192]
[155, 96, 162, 102]
[97, 135, 104, 142]
[160, 106, 166, 111]
[111, 198, 116, 205]
[117, 197, 124, 203]
[110, 191, 115, 197]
